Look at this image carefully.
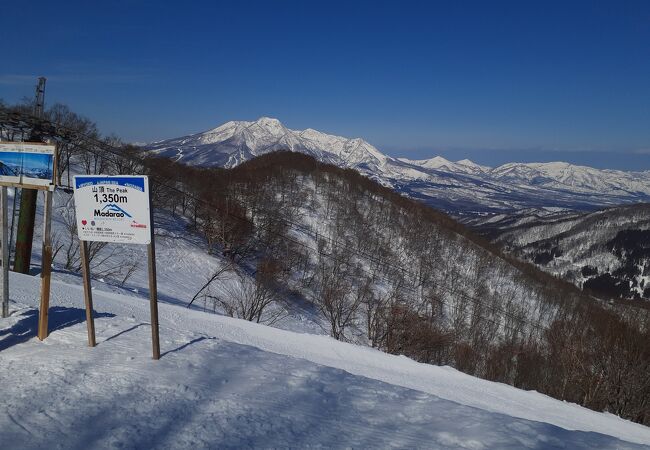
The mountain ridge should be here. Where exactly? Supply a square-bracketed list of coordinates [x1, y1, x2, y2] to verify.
[145, 117, 650, 214]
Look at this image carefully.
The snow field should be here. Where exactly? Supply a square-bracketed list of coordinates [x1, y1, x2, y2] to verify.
[1, 271, 650, 449]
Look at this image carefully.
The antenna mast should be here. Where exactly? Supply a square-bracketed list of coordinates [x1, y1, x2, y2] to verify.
[34, 77, 46, 118]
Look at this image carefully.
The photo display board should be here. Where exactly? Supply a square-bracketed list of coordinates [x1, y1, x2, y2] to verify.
[73, 175, 151, 244]
[0, 142, 55, 190]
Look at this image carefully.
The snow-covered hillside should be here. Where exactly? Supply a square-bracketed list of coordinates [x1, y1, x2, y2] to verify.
[475, 204, 650, 301]
[2, 271, 650, 449]
[145, 118, 650, 214]
[0, 172, 646, 447]
[0, 153, 647, 448]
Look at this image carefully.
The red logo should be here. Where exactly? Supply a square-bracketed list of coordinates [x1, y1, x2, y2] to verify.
[82, 220, 87, 225]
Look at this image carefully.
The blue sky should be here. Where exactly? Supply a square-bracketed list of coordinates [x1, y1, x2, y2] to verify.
[1, 0, 649, 169]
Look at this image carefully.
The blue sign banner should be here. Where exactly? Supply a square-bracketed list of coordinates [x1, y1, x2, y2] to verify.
[74, 176, 146, 192]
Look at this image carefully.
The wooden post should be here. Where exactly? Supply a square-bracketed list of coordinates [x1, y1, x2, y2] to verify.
[1, 186, 8, 318]
[13, 188, 37, 274]
[37, 144, 57, 339]
[37, 189, 53, 340]
[148, 240, 160, 360]
[148, 186, 160, 360]
[79, 240, 96, 347]
[9, 188, 20, 264]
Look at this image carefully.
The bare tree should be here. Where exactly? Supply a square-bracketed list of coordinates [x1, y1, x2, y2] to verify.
[202, 259, 285, 324]
[313, 251, 363, 340]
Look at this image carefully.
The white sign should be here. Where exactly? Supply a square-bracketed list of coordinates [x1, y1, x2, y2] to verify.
[73, 175, 151, 244]
[0, 142, 55, 189]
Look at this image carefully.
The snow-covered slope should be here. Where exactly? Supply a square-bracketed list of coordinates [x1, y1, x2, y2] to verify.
[145, 118, 650, 214]
[2, 271, 650, 449]
[2, 162, 650, 447]
[473, 204, 650, 301]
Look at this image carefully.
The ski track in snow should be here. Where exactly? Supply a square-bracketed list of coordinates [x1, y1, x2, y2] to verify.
[1, 271, 650, 449]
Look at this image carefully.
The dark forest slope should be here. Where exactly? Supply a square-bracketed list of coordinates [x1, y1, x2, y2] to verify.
[144, 151, 650, 424]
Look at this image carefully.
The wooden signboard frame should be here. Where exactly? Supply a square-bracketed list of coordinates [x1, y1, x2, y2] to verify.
[0, 141, 57, 192]
[0, 147, 160, 361]
[73, 175, 160, 360]
[0, 141, 57, 321]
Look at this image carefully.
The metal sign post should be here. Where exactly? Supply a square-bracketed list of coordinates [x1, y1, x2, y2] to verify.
[73, 175, 160, 359]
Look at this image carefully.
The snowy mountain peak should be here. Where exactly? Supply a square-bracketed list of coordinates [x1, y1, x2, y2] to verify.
[419, 155, 454, 169]
[397, 156, 453, 169]
[211, 120, 241, 131]
[396, 156, 489, 175]
[255, 116, 282, 126]
[146, 118, 391, 171]
[145, 120, 650, 214]
[457, 158, 490, 170]
[251, 117, 286, 133]
[300, 128, 320, 136]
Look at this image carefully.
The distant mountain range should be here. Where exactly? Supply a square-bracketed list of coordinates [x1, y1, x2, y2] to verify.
[145, 117, 650, 215]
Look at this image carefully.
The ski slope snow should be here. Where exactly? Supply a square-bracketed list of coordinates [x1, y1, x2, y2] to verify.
[2, 271, 650, 449]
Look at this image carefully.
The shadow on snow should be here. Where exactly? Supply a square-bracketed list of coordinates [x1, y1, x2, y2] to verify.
[0, 306, 115, 352]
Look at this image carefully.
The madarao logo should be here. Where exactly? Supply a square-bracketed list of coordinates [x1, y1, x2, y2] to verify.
[94, 204, 133, 218]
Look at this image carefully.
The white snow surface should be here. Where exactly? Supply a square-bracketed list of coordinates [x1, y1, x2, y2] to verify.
[2, 271, 650, 449]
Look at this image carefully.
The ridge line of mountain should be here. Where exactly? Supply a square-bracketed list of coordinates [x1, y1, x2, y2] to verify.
[145, 117, 650, 214]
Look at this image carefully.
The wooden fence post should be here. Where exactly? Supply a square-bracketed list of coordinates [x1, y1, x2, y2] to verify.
[37, 189, 53, 340]
[148, 184, 160, 360]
